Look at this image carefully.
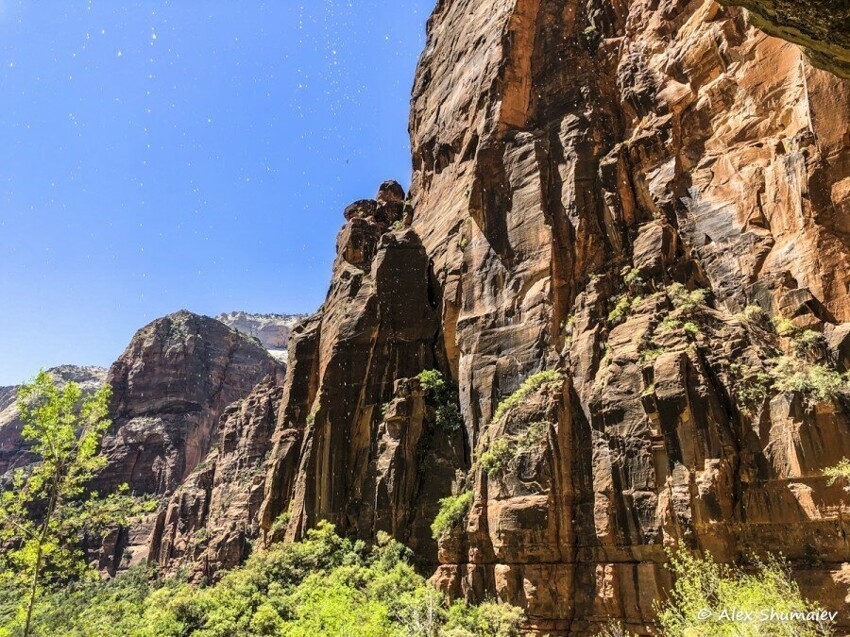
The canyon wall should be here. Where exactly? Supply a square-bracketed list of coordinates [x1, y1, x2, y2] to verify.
[405, 0, 850, 634]
[65, 0, 850, 633]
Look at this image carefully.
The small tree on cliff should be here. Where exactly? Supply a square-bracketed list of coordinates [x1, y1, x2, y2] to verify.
[0, 370, 151, 637]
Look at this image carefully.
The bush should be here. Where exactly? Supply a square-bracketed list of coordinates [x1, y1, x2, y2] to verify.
[493, 371, 563, 422]
[431, 492, 473, 540]
[479, 438, 512, 478]
[8, 521, 523, 637]
[729, 363, 772, 409]
[417, 370, 464, 433]
[773, 316, 797, 337]
[739, 305, 766, 323]
[667, 283, 707, 315]
[682, 321, 700, 337]
[608, 295, 631, 326]
[793, 330, 826, 357]
[824, 458, 850, 486]
[770, 356, 847, 402]
[656, 546, 833, 637]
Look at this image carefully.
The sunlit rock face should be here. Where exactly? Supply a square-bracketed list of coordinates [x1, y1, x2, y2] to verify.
[217, 311, 307, 362]
[407, 0, 850, 633]
[718, 0, 850, 78]
[98, 310, 284, 497]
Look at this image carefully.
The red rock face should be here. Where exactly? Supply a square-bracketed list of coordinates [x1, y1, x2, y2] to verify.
[146, 377, 284, 581]
[99, 310, 284, 497]
[405, 0, 850, 634]
[257, 183, 467, 567]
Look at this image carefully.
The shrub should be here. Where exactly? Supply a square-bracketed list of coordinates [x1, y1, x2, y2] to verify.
[622, 267, 643, 289]
[739, 305, 766, 323]
[493, 371, 563, 422]
[667, 283, 707, 315]
[639, 346, 665, 365]
[682, 321, 700, 337]
[773, 316, 797, 337]
[417, 370, 464, 433]
[479, 438, 512, 478]
[823, 458, 850, 486]
[656, 546, 833, 637]
[431, 491, 473, 540]
[729, 363, 772, 409]
[607, 295, 631, 326]
[8, 520, 524, 637]
[770, 356, 847, 402]
[593, 620, 637, 637]
[793, 330, 826, 357]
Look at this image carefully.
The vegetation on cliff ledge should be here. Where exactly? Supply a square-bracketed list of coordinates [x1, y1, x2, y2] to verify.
[0, 521, 523, 637]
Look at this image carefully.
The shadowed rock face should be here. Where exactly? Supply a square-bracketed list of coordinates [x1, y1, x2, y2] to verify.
[718, 0, 850, 78]
[146, 377, 284, 581]
[256, 182, 467, 569]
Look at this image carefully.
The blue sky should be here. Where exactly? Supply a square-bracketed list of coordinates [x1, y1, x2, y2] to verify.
[0, 0, 434, 385]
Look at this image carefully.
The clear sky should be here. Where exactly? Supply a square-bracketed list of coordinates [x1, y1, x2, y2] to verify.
[0, 0, 434, 385]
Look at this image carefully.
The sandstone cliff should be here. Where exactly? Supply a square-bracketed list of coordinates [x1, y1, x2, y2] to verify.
[94, 311, 284, 574]
[405, 0, 850, 633]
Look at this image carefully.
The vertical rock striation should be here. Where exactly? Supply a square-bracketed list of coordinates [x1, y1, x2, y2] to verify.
[403, 0, 850, 633]
[258, 182, 467, 568]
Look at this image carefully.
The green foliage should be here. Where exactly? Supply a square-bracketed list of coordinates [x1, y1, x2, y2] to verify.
[682, 322, 700, 337]
[492, 371, 563, 423]
[729, 363, 772, 410]
[773, 316, 797, 337]
[431, 492, 473, 540]
[416, 370, 464, 433]
[656, 546, 833, 636]
[479, 438, 512, 478]
[738, 305, 767, 324]
[607, 295, 631, 326]
[792, 330, 826, 357]
[478, 422, 548, 479]
[770, 356, 848, 402]
[622, 266, 643, 289]
[667, 283, 707, 315]
[639, 346, 665, 365]
[659, 315, 680, 334]
[593, 620, 637, 637]
[391, 220, 406, 231]
[0, 371, 154, 636]
[5, 521, 523, 637]
[823, 458, 850, 486]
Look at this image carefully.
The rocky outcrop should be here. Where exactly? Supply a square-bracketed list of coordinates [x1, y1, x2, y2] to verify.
[718, 0, 850, 78]
[216, 311, 308, 362]
[97, 311, 284, 497]
[257, 181, 466, 568]
[0, 366, 107, 477]
[146, 377, 283, 581]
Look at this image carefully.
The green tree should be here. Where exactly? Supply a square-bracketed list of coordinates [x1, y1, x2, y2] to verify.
[656, 545, 833, 636]
[0, 370, 151, 637]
